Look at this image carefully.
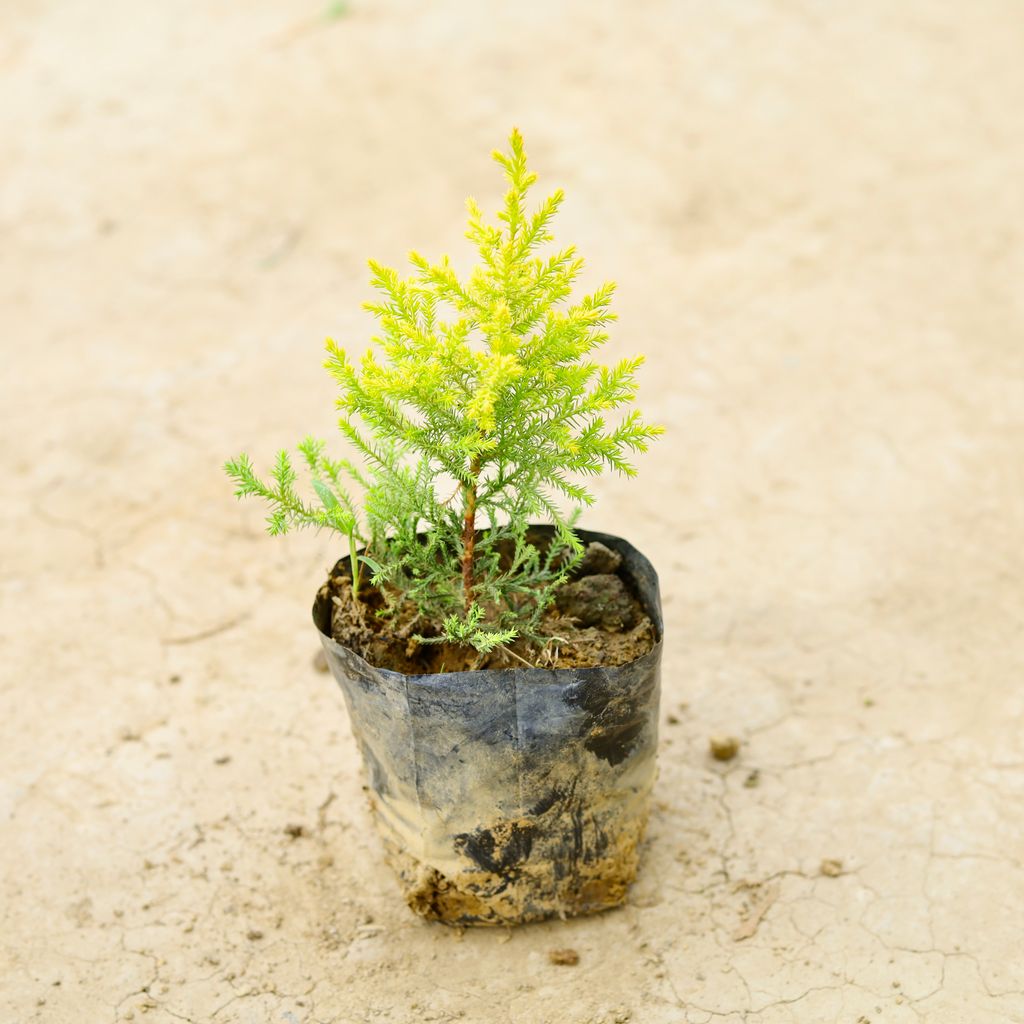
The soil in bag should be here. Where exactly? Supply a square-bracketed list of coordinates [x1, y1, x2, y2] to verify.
[319, 533, 657, 673]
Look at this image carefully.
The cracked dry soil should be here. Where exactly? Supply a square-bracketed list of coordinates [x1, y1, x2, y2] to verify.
[3, 2, 1024, 1022]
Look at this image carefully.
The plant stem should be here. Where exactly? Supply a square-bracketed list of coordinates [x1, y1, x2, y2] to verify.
[461, 455, 481, 611]
[348, 527, 361, 600]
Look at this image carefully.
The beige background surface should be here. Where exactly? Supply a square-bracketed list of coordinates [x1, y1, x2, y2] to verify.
[3, 1, 1024, 1022]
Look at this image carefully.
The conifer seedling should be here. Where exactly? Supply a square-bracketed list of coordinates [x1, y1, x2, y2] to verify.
[226, 129, 662, 656]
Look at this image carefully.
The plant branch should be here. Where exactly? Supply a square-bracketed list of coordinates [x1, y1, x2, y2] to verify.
[461, 454, 481, 611]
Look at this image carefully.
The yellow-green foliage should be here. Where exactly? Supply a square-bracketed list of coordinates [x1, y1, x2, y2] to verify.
[226, 129, 662, 652]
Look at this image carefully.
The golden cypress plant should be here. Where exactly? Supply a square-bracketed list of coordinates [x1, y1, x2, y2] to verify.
[226, 129, 662, 653]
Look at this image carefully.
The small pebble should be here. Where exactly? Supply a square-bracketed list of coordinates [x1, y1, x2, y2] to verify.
[548, 948, 580, 966]
[283, 823, 307, 839]
[820, 858, 844, 877]
[213, 755, 231, 765]
[743, 769, 760, 788]
[247, 928, 264, 941]
[709, 735, 740, 761]
[666, 714, 680, 725]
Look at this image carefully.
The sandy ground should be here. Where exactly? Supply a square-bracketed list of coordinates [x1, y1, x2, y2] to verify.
[3, 1, 1024, 1021]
